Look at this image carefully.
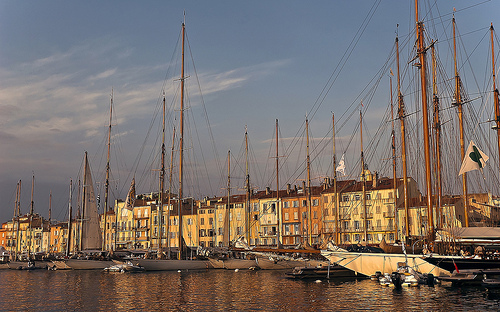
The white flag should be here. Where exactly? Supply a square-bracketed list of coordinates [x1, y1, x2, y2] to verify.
[124, 178, 136, 211]
[459, 141, 489, 175]
[336, 154, 346, 176]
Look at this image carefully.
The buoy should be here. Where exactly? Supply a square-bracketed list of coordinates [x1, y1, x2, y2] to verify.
[177, 270, 181, 273]
[315, 280, 322, 283]
[234, 269, 239, 272]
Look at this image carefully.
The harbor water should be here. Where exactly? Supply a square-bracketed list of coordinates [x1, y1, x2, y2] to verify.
[1, 269, 500, 311]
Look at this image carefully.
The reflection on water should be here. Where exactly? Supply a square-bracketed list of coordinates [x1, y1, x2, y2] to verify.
[1, 269, 500, 311]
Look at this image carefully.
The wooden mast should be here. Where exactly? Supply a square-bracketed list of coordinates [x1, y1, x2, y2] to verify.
[178, 20, 185, 260]
[333, 113, 339, 245]
[48, 191, 52, 254]
[158, 94, 166, 257]
[491, 24, 500, 180]
[390, 72, 398, 241]
[245, 127, 251, 244]
[453, 16, 469, 227]
[66, 179, 73, 256]
[396, 36, 410, 237]
[431, 42, 443, 229]
[360, 109, 367, 242]
[415, 0, 434, 238]
[306, 117, 312, 246]
[10, 182, 20, 259]
[28, 173, 34, 259]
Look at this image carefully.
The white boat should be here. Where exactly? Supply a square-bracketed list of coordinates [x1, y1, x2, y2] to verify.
[104, 261, 145, 273]
[321, 250, 450, 277]
[255, 255, 328, 270]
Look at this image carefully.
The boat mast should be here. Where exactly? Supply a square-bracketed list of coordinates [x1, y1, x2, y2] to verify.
[167, 127, 175, 258]
[158, 94, 166, 257]
[360, 109, 367, 242]
[103, 91, 113, 251]
[491, 24, 500, 181]
[28, 173, 34, 259]
[431, 42, 443, 229]
[332, 113, 339, 245]
[245, 127, 251, 244]
[306, 117, 312, 246]
[390, 72, 398, 241]
[178, 20, 185, 260]
[396, 36, 410, 238]
[10, 182, 20, 259]
[48, 191, 52, 254]
[415, 0, 434, 238]
[226, 150, 231, 246]
[14, 181, 21, 259]
[275, 119, 281, 247]
[453, 16, 469, 227]
[66, 179, 73, 256]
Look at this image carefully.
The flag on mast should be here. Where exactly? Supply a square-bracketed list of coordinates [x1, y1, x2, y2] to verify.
[124, 178, 136, 211]
[336, 153, 346, 176]
[458, 141, 489, 175]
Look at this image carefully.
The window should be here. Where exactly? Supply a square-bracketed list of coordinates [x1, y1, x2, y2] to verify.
[218, 228, 223, 235]
[218, 213, 223, 222]
[187, 218, 192, 225]
[376, 206, 381, 214]
[324, 196, 329, 203]
[342, 195, 349, 202]
[263, 203, 267, 211]
[313, 224, 318, 235]
[312, 199, 319, 206]
[354, 221, 360, 230]
[253, 203, 259, 212]
[284, 212, 289, 221]
[283, 201, 289, 208]
[237, 213, 241, 221]
[366, 194, 371, 200]
[254, 214, 258, 221]
[209, 218, 213, 225]
[271, 203, 276, 213]
[343, 234, 350, 242]
[313, 211, 318, 219]
[201, 218, 205, 225]
[367, 234, 372, 241]
[302, 200, 307, 207]
[354, 234, 360, 242]
[354, 194, 361, 201]
[293, 200, 299, 208]
[284, 224, 290, 235]
[154, 216, 158, 225]
[294, 211, 299, 220]
[324, 208, 329, 217]
[294, 224, 300, 235]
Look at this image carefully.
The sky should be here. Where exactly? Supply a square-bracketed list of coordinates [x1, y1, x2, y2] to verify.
[1, 0, 499, 223]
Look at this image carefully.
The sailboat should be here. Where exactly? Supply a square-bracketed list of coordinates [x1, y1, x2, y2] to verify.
[133, 19, 208, 271]
[57, 152, 114, 270]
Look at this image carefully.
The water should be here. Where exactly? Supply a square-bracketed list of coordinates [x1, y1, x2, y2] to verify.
[1, 269, 500, 311]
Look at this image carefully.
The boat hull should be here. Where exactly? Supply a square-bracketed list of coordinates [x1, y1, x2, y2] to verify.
[64, 259, 115, 270]
[286, 264, 359, 279]
[208, 258, 258, 270]
[256, 257, 328, 270]
[423, 256, 500, 273]
[7, 261, 48, 270]
[133, 259, 209, 271]
[321, 250, 450, 277]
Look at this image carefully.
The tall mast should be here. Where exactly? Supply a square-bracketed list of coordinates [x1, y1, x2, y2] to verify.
[396, 36, 410, 237]
[275, 119, 281, 247]
[15, 181, 21, 259]
[360, 109, 368, 242]
[491, 24, 500, 181]
[306, 117, 313, 246]
[28, 173, 34, 258]
[245, 127, 251, 244]
[178, 20, 186, 260]
[453, 17, 469, 227]
[390, 72, 398, 241]
[83, 153, 88, 251]
[158, 94, 166, 256]
[226, 150, 231, 246]
[66, 179, 73, 256]
[431, 42, 443, 229]
[10, 182, 20, 259]
[103, 91, 113, 251]
[332, 113, 339, 245]
[415, 0, 434, 238]
[48, 191, 52, 254]
[167, 127, 175, 258]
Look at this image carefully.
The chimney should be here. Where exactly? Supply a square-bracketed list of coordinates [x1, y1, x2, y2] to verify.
[294, 185, 298, 193]
[265, 187, 270, 195]
[287, 184, 291, 194]
[302, 181, 306, 192]
[372, 171, 378, 188]
[323, 178, 328, 190]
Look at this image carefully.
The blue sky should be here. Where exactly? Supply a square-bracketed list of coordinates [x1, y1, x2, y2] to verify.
[1, 1, 499, 222]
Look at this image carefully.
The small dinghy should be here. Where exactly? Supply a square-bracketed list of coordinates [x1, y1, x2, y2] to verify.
[104, 261, 145, 273]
